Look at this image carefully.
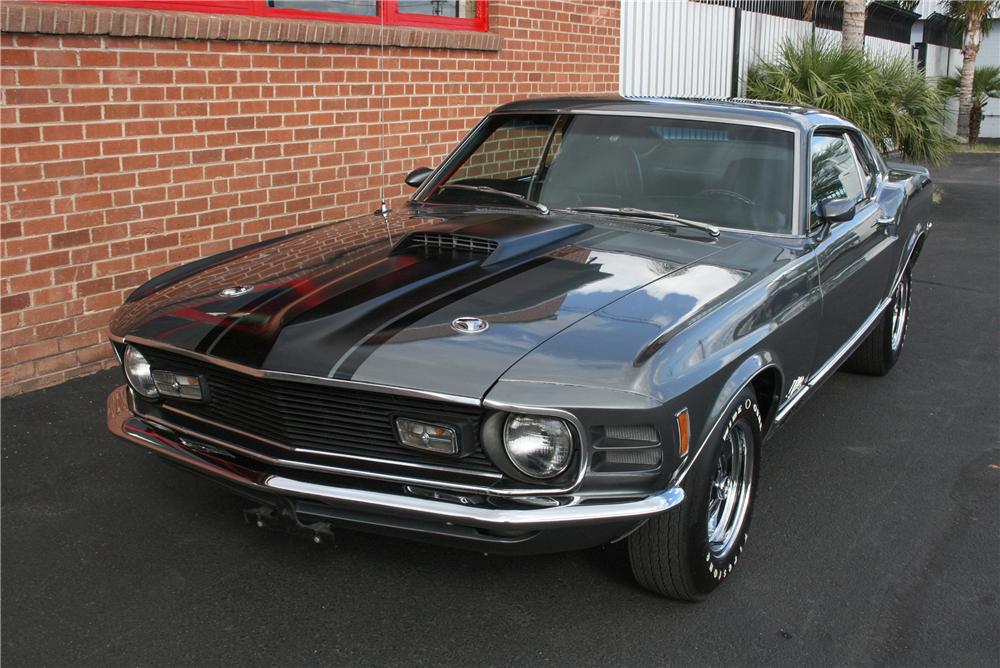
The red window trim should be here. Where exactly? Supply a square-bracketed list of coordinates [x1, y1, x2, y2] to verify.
[37, 0, 490, 32]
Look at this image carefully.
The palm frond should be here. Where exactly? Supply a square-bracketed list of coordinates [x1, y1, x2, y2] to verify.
[744, 38, 952, 166]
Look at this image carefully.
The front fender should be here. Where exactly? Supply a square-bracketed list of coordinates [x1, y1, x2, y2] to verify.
[669, 352, 780, 488]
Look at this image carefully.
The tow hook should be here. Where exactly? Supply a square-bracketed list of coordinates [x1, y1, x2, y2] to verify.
[243, 502, 336, 546]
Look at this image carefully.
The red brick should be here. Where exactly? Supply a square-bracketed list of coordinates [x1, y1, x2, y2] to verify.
[62, 68, 102, 85]
[1, 164, 43, 182]
[1, 48, 34, 67]
[42, 124, 85, 142]
[29, 251, 71, 272]
[16, 180, 60, 201]
[5, 88, 50, 106]
[35, 350, 80, 376]
[36, 319, 75, 341]
[33, 284, 74, 306]
[7, 200, 53, 220]
[0, 126, 41, 144]
[23, 303, 65, 326]
[51, 229, 92, 249]
[64, 105, 104, 122]
[1, 293, 31, 313]
[18, 339, 60, 363]
[84, 292, 123, 312]
[59, 176, 99, 196]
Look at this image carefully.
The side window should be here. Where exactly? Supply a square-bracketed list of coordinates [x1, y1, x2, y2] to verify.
[448, 116, 557, 192]
[810, 134, 864, 230]
[848, 133, 878, 197]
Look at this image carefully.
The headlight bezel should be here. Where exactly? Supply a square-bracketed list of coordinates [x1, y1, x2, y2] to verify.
[123, 344, 159, 399]
[480, 410, 581, 486]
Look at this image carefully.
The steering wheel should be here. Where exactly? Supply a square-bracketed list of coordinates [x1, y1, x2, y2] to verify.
[696, 189, 755, 206]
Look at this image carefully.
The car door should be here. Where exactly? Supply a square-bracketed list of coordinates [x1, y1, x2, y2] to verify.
[809, 131, 895, 368]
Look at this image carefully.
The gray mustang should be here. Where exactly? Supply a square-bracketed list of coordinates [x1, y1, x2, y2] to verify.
[107, 97, 931, 600]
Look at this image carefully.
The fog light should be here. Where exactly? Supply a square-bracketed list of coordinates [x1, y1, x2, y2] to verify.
[152, 371, 203, 400]
[395, 418, 458, 455]
[503, 414, 573, 479]
[123, 345, 158, 399]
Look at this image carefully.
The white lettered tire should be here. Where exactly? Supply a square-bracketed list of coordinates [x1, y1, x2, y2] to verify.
[629, 387, 762, 600]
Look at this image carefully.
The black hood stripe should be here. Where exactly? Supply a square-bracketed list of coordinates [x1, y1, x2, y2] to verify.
[331, 257, 552, 381]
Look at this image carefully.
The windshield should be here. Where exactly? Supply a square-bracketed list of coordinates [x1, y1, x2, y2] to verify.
[422, 112, 796, 234]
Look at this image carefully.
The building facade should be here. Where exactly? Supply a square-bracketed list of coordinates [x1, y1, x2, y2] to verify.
[0, 0, 621, 396]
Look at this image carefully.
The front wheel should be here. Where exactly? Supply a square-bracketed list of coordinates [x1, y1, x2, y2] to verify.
[628, 387, 762, 600]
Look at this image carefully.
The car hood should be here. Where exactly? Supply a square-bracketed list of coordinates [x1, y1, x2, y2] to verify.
[112, 207, 745, 399]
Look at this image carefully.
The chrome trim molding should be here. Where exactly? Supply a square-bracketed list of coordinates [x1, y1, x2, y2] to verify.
[149, 406, 505, 489]
[120, 335, 481, 407]
[161, 403, 501, 480]
[775, 230, 927, 424]
[108, 387, 684, 530]
[481, 400, 592, 495]
[122, 388, 593, 497]
[774, 294, 891, 424]
[267, 477, 684, 531]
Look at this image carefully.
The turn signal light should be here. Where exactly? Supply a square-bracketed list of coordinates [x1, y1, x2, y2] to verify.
[676, 408, 690, 458]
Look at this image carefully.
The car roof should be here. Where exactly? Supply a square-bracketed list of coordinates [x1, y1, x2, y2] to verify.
[491, 96, 852, 133]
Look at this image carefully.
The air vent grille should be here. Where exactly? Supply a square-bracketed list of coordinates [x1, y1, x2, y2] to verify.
[406, 233, 498, 255]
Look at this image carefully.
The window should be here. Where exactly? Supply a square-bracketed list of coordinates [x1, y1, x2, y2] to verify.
[847, 133, 879, 198]
[40, 0, 489, 31]
[810, 134, 864, 230]
[424, 113, 797, 234]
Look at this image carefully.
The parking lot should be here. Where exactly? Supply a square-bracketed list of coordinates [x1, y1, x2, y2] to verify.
[2, 152, 997, 668]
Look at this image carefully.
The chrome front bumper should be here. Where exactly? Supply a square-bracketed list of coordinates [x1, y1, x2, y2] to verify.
[108, 385, 684, 549]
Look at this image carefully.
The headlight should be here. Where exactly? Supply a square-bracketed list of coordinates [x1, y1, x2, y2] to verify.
[503, 414, 573, 479]
[123, 345, 158, 399]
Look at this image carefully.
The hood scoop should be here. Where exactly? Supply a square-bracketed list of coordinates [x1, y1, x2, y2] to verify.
[391, 222, 593, 267]
[398, 232, 499, 256]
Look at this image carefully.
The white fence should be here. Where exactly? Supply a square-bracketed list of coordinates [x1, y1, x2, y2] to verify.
[737, 12, 811, 91]
[621, 0, 736, 98]
[621, 0, 940, 99]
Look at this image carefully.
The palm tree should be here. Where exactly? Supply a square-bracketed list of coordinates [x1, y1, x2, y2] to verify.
[842, 0, 868, 51]
[947, 0, 1000, 143]
[745, 37, 951, 165]
[939, 65, 1000, 144]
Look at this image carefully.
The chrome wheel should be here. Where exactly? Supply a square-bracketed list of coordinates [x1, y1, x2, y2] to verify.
[889, 276, 909, 352]
[706, 421, 755, 559]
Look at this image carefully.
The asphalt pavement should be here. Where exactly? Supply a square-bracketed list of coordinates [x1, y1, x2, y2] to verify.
[2, 153, 997, 668]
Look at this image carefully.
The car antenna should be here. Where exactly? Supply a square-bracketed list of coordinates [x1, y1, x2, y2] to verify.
[377, 6, 392, 241]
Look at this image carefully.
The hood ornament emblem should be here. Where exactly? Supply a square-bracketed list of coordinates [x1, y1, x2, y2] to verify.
[451, 317, 489, 334]
[220, 284, 254, 297]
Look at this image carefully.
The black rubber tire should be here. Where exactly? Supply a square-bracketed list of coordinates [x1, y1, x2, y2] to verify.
[628, 387, 762, 600]
[844, 267, 911, 376]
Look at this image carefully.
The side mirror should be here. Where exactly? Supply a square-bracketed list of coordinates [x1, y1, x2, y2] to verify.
[405, 167, 433, 188]
[817, 197, 856, 224]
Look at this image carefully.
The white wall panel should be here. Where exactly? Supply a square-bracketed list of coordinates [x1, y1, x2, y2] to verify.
[621, 0, 735, 98]
[736, 12, 812, 96]
[865, 36, 912, 61]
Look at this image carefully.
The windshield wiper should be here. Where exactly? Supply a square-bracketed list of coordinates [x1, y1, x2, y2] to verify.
[565, 206, 720, 237]
[433, 184, 550, 215]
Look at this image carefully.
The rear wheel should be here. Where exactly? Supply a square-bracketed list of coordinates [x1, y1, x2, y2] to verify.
[628, 387, 762, 600]
[845, 268, 911, 376]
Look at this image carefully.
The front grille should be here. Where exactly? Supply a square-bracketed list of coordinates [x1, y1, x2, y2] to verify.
[137, 347, 497, 474]
[405, 233, 499, 255]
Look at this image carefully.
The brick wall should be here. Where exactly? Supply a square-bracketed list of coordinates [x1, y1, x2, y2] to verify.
[0, 0, 620, 396]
